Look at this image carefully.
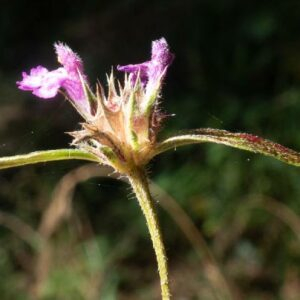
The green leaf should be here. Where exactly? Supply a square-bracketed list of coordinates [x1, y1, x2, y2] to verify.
[0, 149, 100, 170]
[154, 128, 300, 167]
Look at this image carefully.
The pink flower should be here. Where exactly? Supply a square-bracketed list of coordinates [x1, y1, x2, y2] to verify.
[117, 37, 174, 92]
[17, 43, 89, 116]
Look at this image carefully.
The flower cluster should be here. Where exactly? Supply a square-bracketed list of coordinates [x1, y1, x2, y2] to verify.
[17, 38, 174, 172]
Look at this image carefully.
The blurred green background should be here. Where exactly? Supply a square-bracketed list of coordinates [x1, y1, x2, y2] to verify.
[1, 0, 300, 299]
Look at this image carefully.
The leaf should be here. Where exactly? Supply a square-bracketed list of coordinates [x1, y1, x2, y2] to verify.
[153, 128, 300, 167]
[0, 149, 100, 170]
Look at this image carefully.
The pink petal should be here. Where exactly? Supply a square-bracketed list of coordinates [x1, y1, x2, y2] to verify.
[54, 42, 83, 74]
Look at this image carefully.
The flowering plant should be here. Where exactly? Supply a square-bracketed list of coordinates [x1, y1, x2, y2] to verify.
[1, 38, 300, 299]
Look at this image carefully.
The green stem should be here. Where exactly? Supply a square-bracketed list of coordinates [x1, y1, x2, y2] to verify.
[0, 149, 99, 170]
[128, 168, 170, 300]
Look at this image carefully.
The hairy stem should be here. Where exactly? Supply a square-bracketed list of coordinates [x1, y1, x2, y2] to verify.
[0, 149, 99, 170]
[128, 168, 170, 300]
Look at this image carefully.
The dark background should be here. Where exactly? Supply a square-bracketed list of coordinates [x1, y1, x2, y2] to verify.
[1, 0, 300, 299]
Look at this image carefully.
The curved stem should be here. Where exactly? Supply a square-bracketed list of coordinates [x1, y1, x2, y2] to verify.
[128, 168, 170, 300]
[0, 149, 100, 170]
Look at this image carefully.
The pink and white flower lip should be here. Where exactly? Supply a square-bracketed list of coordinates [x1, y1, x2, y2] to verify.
[17, 66, 67, 98]
[17, 43, 90, 116]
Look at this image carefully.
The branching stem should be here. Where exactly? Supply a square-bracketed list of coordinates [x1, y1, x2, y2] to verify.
[128, 168, 170, 300]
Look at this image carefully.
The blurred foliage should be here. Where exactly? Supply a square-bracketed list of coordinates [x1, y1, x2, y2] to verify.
[1, 0, 300, 299]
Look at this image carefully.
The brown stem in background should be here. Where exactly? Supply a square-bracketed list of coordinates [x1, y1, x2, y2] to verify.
[213, 194, 300, 259]
[30, 164, 113, 299]
[259, 197, 300, 241]
[0, 211, 40, 248]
